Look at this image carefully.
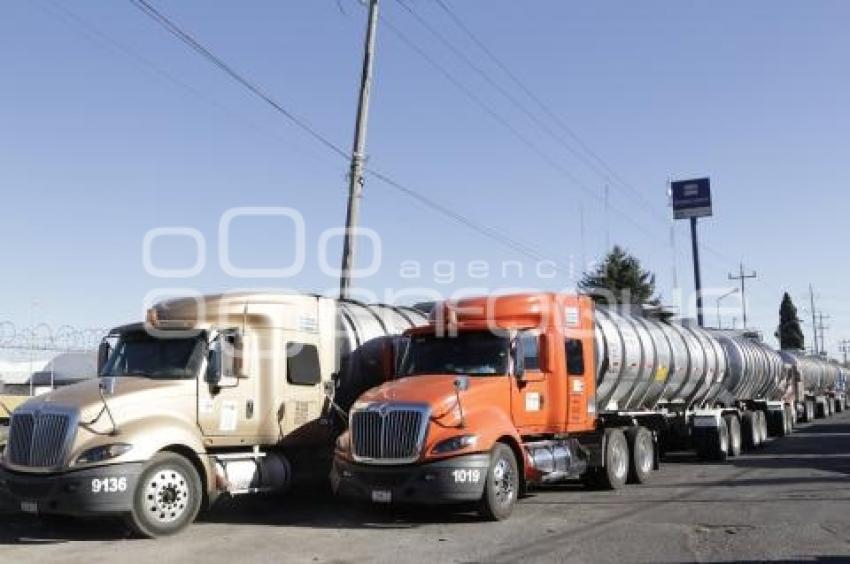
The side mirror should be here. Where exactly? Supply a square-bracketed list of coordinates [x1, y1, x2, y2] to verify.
[206, 329, 243, 386]
[512, 337, 526, 379]
[97, 340, 112, 376]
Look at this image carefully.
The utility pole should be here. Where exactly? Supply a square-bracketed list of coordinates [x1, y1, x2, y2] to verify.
[604, 184, 610, 252]
[690, 217, 704, 327]
[727, 262, 757, 328]
[816, 312, 830, 357]
[809, 284, 819, 356]
[339, 0, 380, 299]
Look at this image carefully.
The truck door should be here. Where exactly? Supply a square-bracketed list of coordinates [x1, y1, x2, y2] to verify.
[197, 329, 259, 440]
[510, 331, 549, 432]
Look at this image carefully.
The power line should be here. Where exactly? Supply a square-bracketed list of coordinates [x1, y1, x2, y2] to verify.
[393, 0, 660, 221]
[427, 0, 773, 290]
[431, 0, 661, 218]
[379, 13, 670, 246]
[125, 0, 572, 272]
[128, 0, 350, 161]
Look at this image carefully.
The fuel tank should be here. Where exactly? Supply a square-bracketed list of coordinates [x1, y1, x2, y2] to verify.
[594, 307, 784, 412]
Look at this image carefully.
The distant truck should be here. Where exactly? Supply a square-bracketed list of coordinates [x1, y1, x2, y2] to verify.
[780, 351, 847, 421]
[0, 293, 425, 537]
[332, 292, 813, 519]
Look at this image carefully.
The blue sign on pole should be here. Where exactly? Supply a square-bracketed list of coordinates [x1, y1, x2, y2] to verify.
[671, 177, 712, 220]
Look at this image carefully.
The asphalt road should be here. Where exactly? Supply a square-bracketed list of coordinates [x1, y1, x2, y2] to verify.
[2, 413, 850, 564]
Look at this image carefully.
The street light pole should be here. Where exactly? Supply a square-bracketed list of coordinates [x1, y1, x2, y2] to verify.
[716, 288, 739, 329]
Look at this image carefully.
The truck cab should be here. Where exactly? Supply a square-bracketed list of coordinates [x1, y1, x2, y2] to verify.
[332, 293, 606, 520]
[0, 293, 424, 537]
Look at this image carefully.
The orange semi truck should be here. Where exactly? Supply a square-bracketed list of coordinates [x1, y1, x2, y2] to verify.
[332, 292, 805, 519]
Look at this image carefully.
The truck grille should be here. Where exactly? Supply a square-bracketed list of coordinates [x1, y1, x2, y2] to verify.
[351, 404, 429, 464]
[6, 409, 74, 469]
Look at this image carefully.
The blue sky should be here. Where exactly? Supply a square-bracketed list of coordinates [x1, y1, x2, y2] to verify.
[1, 1, 848, 357]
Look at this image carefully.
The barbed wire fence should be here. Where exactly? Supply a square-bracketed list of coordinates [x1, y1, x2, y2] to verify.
[0, 321, 107, 361]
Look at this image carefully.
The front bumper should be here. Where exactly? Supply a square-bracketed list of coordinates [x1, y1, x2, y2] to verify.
[0, 461, 143, 517]
[331, 453, 490, 505]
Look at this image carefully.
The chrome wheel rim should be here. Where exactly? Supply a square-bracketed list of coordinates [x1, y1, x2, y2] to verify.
[638, 435, 653, 474]
[144, 467, 190, 524]
[492, 457, 515, 506]
[610, 438, 627, 479]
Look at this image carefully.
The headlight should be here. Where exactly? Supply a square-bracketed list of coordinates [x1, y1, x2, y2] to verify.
[74, 443, 133, 466]
[432, 434, 478, 454]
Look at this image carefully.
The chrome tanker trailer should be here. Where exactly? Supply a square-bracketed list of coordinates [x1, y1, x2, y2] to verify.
[592, 307, 795, 460]
[334, 293, 805, 518]
[780, 351, 847, 421]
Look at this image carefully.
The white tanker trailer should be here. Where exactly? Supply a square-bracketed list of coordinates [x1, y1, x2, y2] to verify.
[779, 351, 847, 421]
[593, 307, 798, 460]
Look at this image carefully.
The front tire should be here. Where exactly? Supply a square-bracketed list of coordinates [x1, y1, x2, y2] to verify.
[478, 443, 519, 521]
[125, 452, 202, 538]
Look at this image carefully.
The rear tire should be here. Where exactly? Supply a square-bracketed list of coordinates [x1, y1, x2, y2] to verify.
[756, 411, 768, 444]
[804, 400, 815, 422]
[785, 405, 795, 433]
[598, 429, 629, 490]
[742, 411, 760, 450]
[124, 452, 202, 538]
[626, 426, 654, 484]
[478, 443, 519, 521]
[724, 414, 741, 457]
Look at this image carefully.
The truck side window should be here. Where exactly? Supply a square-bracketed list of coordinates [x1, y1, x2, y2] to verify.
[521, 333, 540, 371]
[286, 342, 321, 386]
[565, 339, 585, 375]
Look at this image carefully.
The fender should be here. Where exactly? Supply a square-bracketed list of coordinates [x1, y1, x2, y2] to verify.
[427, 404, 526, 474]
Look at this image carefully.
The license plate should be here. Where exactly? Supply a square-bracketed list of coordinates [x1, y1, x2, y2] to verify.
[371, 490, 392, 504]
[20, 501, 38, 514]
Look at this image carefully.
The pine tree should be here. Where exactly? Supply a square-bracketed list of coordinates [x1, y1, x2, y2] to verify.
[775, 292, 805, 350]
[578, 245, 659, 306]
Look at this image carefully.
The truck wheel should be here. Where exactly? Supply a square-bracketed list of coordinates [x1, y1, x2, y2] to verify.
[756, 411, 768, 444]
[478, 443, 519, 521]
[598, 429, 629, 489]
[785, 405, 795, 433]
[741, 411, 759, 450]
[125, 452, 202, 538]
[724, 414, 741, 457]
[804, 400, 815, 422]
[626, 427, 654, 484]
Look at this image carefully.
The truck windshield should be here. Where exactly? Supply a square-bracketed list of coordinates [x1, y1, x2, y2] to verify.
[100, 332, 205, 380]
[399, 332, 509, 377]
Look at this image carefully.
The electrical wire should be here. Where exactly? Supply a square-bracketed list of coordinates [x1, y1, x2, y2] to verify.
[126, 0, 572, 272]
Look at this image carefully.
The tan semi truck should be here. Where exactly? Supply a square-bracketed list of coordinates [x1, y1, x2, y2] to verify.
[0, 292, 425, 537]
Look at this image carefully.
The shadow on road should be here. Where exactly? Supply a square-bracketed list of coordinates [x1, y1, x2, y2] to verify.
[0, 486, 483, 544]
